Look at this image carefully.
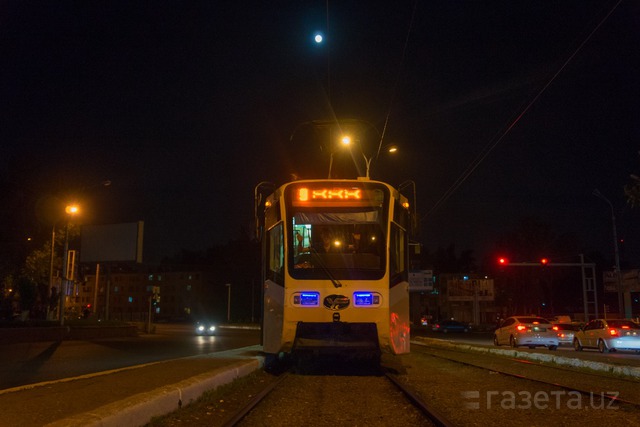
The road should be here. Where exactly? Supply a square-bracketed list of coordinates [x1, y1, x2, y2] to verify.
[3, 325, 636, 392]
[0, 323, 260, 390]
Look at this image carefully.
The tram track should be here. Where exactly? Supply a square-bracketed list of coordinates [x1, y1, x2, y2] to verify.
[148, 346, 640, 427]
[411, 342, 640, 409]
[221, 365, 455, 427]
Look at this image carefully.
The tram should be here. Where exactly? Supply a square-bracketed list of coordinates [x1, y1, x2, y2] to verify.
[255, 178, 412, 365]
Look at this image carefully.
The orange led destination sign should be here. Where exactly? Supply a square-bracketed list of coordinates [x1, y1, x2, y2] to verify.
[292, 186, 377, 207]
[296, 187, 362, 201]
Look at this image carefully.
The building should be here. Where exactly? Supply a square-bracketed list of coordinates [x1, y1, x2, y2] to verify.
[435, 274, 497, 326]
[67, 266, 216, 322]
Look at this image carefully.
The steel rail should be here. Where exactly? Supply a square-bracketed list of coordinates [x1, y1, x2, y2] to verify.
[417, 341, 640, 384]
[384, 372, 456, 427]
[221, 371, 290, 427]
[413, 344, 640, 409]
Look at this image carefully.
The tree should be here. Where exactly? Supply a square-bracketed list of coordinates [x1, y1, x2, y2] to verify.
[431, 244, 476, 274]
[24, 241, 56, 286]
[625, 151, 640, 207]
[625, 178, 640, 207]
[16, 276, 37, 320]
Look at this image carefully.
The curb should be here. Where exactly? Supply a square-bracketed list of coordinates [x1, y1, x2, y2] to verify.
[44, 346, 265, 427]
[412, 337, 640, 380]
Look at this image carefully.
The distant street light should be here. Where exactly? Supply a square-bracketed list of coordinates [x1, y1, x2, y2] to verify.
[226, 283, 231, 323]
[593, 189, 626, 317]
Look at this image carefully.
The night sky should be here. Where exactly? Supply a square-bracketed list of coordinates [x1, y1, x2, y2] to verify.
[2, 1, 639, 266]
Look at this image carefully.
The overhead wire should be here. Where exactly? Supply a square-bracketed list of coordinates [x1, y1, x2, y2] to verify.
[420, 0, 623, 222]
[375, 0, 419, 160]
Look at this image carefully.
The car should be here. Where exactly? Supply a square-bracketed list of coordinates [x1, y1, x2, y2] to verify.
[553, 323, 580, 346]
[550, 315, 572, 324]
[420, 315, 431, 326]
[573, 319, 640, 353]
[195, 321, 217, 336]
[493, 316, 559, 350]
[431, 320, 470, 333]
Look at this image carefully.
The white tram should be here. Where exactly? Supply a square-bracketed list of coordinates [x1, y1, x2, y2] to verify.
[256, 178, 411, 365]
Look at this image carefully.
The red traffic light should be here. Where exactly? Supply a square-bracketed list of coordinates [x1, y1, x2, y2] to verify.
[540, 258, 549, 265]
[498, 257, 508, 265]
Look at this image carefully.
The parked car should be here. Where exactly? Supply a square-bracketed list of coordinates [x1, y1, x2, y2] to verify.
[493, 316, 559, 350]
[573, 319, 640, 353]
[432, 320, 470, 333]
[550, 315, 572, 324]
[553, 323, 580, 346]
[195, 321, 217, 336]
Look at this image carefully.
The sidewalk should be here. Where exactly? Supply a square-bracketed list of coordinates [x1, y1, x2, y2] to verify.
[0, 345, 264, 427]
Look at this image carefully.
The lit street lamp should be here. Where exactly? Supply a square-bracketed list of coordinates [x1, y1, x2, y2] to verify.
[339, 134, 398, 178]
[59, 204, 80, 325]
[593, 189, 628, 318]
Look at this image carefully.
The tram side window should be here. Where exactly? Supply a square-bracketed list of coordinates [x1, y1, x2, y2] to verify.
[267, 222, 284, 285]
[389, 222, 407, 284]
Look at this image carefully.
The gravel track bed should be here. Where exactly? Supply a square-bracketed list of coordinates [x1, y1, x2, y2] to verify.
[411, 343, 640, 404]
[404, 346, 640, 426]
[147, 348, 640, 426]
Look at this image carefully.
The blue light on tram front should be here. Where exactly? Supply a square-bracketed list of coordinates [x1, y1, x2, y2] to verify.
[293, 292, 320, 306]
[354, 292, 380, 306]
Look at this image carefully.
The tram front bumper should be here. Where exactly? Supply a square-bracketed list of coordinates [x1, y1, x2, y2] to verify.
[292, 321, 380, 359]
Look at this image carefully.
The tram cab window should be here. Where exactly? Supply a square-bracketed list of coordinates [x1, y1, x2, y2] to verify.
[291, 211, 385, 279]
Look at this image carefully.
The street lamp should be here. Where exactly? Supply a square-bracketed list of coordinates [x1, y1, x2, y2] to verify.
[328, 134, 353, 178]
[48, 224, 57, 320]
[593, 189, 626, 317]
[59, 204, 80, 325]
[225, 283, 231, 323]
[339, 134, 398, 178]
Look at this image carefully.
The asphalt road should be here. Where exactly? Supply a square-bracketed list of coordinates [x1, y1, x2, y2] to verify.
[0, 323, 260, 390]
[3, 324, 637, 392]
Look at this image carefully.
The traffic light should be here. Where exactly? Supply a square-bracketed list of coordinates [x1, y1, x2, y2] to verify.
[540, 258, 549, 265]
[498, 257, 509, 266]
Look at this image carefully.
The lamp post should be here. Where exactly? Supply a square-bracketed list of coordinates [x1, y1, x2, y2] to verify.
[59, 204, 80, 325]
[225, 283, 231, 323]
[289, 119, 395, 179]
[593, 189, 627, 317]
[48, 224, 57, 320]
[340, 135, 398, 178]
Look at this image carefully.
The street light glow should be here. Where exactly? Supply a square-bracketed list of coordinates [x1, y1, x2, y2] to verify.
[340, 135, 351, 146]
[65, 204, 80, 215]
[314, 33, 323, 43]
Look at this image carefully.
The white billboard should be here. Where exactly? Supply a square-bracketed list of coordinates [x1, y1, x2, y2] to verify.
[409, 270, 433, 291]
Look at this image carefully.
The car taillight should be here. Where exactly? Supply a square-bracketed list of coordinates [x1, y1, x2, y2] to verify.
[516, 324, 527, 331]
[552, 326, 559, 331]
[558, 333, 566, 338]
[609, 329, 619, 337]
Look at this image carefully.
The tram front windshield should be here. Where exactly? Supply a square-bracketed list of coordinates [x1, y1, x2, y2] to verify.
[290, 209, 386, 280]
